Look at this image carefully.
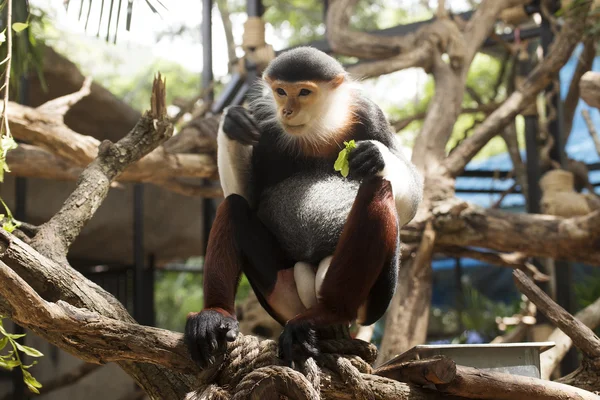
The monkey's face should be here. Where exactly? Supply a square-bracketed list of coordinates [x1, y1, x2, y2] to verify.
[266, 79, 328, 135]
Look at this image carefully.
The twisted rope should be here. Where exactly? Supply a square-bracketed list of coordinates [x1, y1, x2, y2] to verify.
[185, 329, 379, 400]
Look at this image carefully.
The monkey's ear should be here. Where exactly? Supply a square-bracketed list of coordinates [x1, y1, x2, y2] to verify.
[329, 74, 346, 89]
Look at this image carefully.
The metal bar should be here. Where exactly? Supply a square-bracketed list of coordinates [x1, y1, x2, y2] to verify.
[11, 54, 30, 400]
[133, 183, 145, 323]
[202, 0, 214, 103]
[211, 72, 245, 113]
[11, 178, 26, 400]
[145, 254, 156, 326]
[247, 0, 263, 17]
[541, 5, 577, 375]
[454, 258, 464, 334]
[202, 0, 216, 254]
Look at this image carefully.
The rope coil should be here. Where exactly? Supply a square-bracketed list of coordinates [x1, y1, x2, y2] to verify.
[185, 330, 379, 400]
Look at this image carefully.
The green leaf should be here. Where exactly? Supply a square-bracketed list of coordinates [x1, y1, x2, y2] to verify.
[11, 22, 29, 33]
[0, 336, 8, 351]
[22, 369, 42, 394]
[333, 140, 357, 178]
[0, 359, 21, 370]
[333, 149, 347, 172]
[15, 342, 43, 358]
[21, 360, 38, 369]
[0, 29, 6, 44]
[1, 135, 18, 157]
[5, 332, 25, 340]
[3, 219, 19, 233]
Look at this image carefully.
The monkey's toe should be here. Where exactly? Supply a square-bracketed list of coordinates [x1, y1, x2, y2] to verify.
[278, 321, 319, 366]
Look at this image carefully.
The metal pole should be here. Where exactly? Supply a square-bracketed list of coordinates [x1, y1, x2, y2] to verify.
[133, 183, 145, 323]
[541, 5, 577, 375]
[247, 0, 263, 17]
[454, 258, 464, 334]
[202, 0, 214, 103]
[202, 0, 216, 252]
[11, 178, 26, 400]
[11, 36, 30, 399]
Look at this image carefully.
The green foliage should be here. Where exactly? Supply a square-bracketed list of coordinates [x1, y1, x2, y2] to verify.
[0, 2, 48, 100]
[334, 140, 356, 178]
[0, 318, 43, 394]
[154, 261, 252, 332]
[575, 269, 600, 309]
[262, 0, 407, 48]
[458, 280, 521, 340]
[94, 59, 201, 112]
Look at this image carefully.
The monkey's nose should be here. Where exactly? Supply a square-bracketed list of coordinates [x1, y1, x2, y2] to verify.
[282, 108, 294, 118]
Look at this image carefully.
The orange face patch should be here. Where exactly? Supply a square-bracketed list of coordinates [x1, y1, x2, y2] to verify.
[265, 78, 321, 123]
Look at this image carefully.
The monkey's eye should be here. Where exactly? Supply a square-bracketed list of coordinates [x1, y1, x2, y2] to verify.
[276, 88, 286, 96]
[299, 89, 312, 96]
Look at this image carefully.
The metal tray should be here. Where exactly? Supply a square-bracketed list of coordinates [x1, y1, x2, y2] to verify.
[379, 342, 555, 379]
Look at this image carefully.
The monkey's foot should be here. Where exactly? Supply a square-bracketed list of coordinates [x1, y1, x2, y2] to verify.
[185, 309, 239, 369]
[278, 321, 319, 366]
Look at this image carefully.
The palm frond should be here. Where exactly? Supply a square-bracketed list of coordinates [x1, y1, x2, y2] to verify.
[69, 0, 167, 44]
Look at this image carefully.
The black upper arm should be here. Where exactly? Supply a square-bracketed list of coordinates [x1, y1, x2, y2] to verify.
[353, 95, 397, 150]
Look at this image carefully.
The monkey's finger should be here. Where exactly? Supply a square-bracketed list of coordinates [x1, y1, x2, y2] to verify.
[297, 330, 319, 358]
[184, 318, 202, 366]
[224, 116, 259, 145]
[278, 330, 295, 367]
[197, 318, 212, 368]
[238, 110, 260, 132]
[225, 325, 239, 342]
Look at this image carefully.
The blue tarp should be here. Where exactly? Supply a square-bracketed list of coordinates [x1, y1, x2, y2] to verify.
[430, 45, 600, 307]
[454, 44, 600, 210]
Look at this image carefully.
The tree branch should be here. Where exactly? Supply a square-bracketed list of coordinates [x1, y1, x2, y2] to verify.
[513, 269, 600, 360]
[582, 108, 600, 157]
[326, 0, 411, 59]
[541, 294, 600, 380]
[445, 2, 592, 176]
[564, 38, 596, 140]
[439, 246, 549, 282]
[437, 364, 599, 400]
[422, 202, 600, 266]
[30, 75, 174, 261]
[36, 76, 93, 118]
[347, 45, 433, 78]
[6, 143, 222, 198]
[0, 259, 200, 374]
[4, 93, 216, 187]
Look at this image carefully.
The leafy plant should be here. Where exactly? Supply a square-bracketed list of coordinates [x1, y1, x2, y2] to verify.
[0, 318, 43, 394]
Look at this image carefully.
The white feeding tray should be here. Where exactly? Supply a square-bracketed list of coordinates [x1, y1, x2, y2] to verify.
[379, 341, 555, 379]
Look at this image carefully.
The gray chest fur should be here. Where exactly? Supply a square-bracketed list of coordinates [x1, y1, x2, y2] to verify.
[256, 174, 359, 264]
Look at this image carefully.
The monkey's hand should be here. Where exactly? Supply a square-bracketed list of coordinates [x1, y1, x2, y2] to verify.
[347, 140, 386, 179]
[222, 105, 261, 146]
[278, 320, 319, 366]
[185, 309, 239, 369]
